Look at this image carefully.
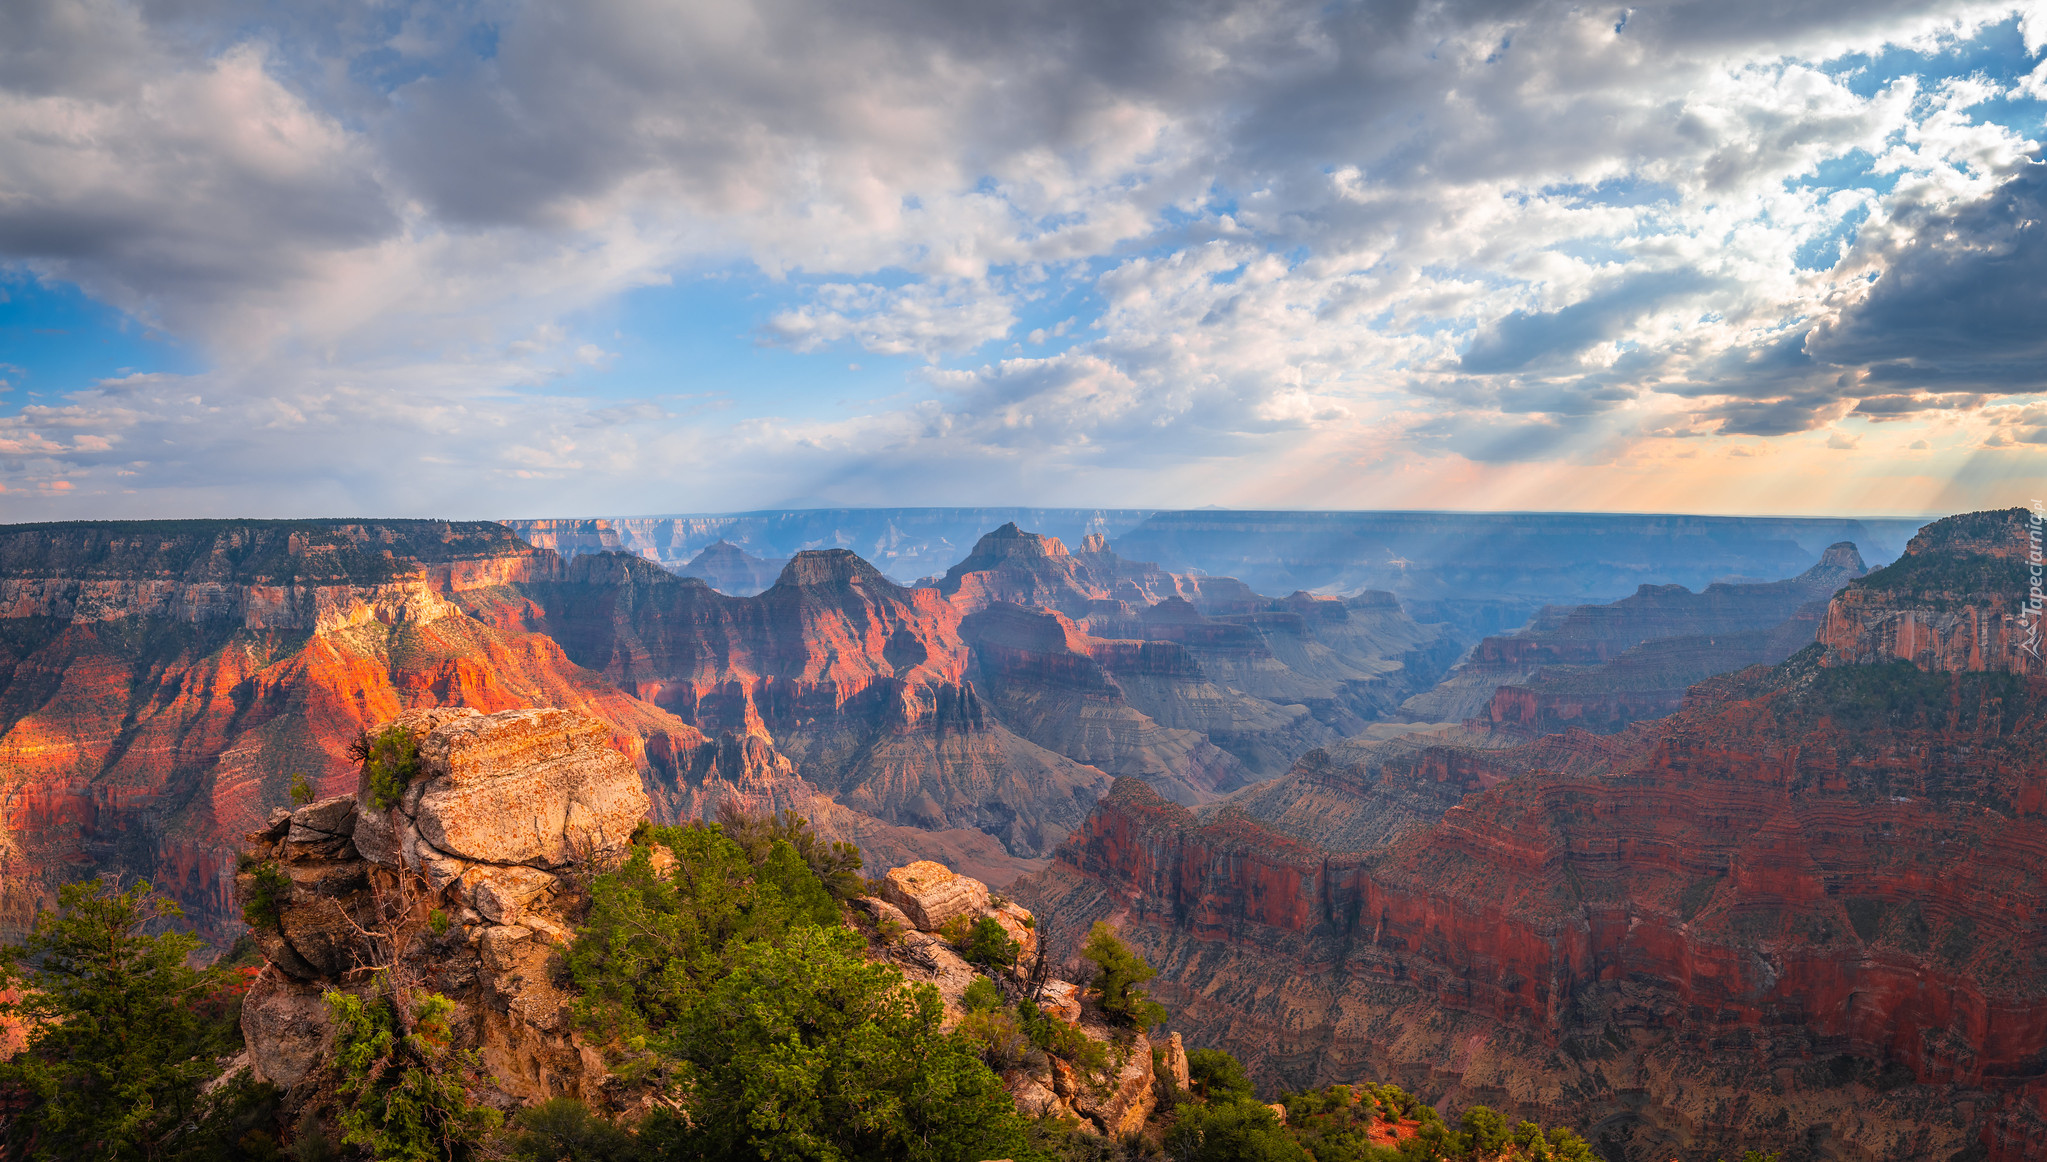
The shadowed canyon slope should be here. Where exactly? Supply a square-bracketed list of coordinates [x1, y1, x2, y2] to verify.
[503, 508, 1156, 583]
[1407, 540, 1871, 729]
[1012, 508, 2047, 1162]
[505, 509, 1916, 638]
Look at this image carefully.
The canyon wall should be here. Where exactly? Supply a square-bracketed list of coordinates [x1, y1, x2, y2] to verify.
[1013, 509, 2047, 1162]
[1408, 542, 1866, 725]
[1114, 511, 1915, 637]
[503, 508, 1157, 582]
[0, 521, 765, 943]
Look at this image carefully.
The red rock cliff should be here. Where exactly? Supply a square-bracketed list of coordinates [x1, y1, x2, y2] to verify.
[1014, 511, 2047, 1162]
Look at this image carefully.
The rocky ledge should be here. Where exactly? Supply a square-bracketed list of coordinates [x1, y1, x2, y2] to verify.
[854, 857, 1175, 1137]
[237, 706, 647, 1114]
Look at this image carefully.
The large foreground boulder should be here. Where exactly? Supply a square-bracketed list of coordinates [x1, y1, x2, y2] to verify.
[880, 859, 991, 929]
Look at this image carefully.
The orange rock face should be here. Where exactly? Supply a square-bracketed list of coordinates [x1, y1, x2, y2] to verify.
[0, 521, 738, 942]
[458, 546, 1116, 856]
[1821, 508, 2043, 676]
[1013, 511, 2047, 1162]
[1, 519, 1281, 944]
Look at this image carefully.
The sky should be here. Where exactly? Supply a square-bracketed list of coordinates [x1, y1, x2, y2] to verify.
[1, 0, 2044, 521]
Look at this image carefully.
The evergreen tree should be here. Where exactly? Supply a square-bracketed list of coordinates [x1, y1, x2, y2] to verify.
[1080, 921, 1166, 1028]
[1185, 1049, 1256, 1104]
[0, 878, 241, 1161]
[662, 925, 1027, 1162]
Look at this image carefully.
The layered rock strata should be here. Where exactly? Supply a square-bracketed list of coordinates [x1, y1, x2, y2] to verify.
[1111, 510, 1916, 636]
[0, 520, 733, 942]
[1407, 541, 1867, 724]
[1014, 511, 2047, 1162]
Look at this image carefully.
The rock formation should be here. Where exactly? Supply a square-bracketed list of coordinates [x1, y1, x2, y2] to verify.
[0, 520, 732, 943]
[238, 707, 642, 1114]
[1822, 507, 2043, 675]
[464, 546, 1117, 858]
[238, 707, 1168, 1146]
[1013, 510, 2047, 1161]
[934, 522, 1187, 615]
[7, 517, 1262, 945]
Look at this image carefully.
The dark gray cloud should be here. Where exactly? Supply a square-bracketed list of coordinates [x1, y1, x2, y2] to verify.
[1806, 159, 2047, 391]
[1460, 270, 1717, 374]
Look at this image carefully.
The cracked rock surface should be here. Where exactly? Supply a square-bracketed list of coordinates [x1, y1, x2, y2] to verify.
[237, 706, 646, 1114]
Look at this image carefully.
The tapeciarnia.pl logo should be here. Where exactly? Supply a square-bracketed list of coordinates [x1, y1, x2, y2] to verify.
[2024, 500, 2043, 662]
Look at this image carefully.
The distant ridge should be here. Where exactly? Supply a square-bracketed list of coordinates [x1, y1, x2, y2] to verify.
[503, 508, 1923, 637]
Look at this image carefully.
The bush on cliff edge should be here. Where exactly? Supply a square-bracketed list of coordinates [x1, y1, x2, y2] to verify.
[563, 816, 1033, 1162]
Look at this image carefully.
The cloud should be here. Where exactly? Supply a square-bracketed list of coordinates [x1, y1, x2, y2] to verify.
[1805, 160, 2047, 390]
[764, 281, 1017, 359]
[1459, 270, 1720, 374]
[2, 0, 2046, 519]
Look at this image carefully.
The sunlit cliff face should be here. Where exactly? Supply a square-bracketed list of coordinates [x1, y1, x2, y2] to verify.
[1, 0, 2044, 517]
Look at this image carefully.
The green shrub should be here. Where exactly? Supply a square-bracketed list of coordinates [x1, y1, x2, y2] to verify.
[241, 859, 294, 930]
[566, 825, 838, 1044]
[1017, 999, 1110, 1077]
[662, 925, 1028, 1162]
[963, 916, 1020, 972]
[1166, 1097, 1310, 1162]
[938, 913, 975, 946]
[958, 1007, 1032, 1071]
[1081, 920, 1166, 1028]
[1187, 1048, 1255, 1104]
[963, 975, 1005, 1013]
[357, 724, 422, 812]
[498, 1097, 643, 1162]
[428, 909, 451, 936]
[289, 771, 316, 807]
[1459, 1106, 1507, 1154]
[714, 802, 867, 900]
[325, 981, 502, 1161]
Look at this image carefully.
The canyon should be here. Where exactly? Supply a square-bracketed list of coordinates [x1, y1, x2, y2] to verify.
[0, 514, 1455, 945]
[505, 509, 1918, 638]
[1010, 507, 2047, 1161]
[1409, 540, 1869, 728]
[6, 504, 2026, 1160]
